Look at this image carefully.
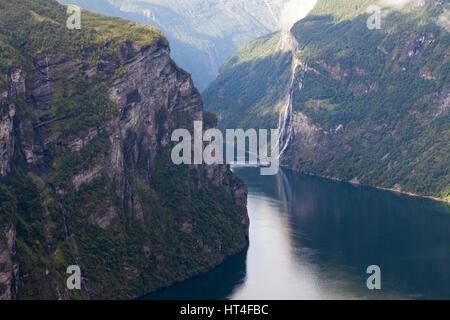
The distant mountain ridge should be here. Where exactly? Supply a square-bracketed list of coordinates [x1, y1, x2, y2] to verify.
[204, 0, 450, 201]
[57, 0, 306, 90]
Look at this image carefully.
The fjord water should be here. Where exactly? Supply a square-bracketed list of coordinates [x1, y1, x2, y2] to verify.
[145, 167, 450, 300]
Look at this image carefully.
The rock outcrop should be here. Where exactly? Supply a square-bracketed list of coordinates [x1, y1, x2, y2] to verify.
[0, 0, 248, 300]
[0, 227, 19, 300]
[204, 0, 449, 201]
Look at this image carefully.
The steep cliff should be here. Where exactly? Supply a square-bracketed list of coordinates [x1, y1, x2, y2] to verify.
[0, 0, 248, 299]
[204, 0, 449, 202]
[56, 0, 312, 91]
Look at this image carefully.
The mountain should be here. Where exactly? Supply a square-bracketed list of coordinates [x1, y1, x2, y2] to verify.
[56, 0, 315, 91]
[204, 0, 450, 202]
[0, 0, 248, 299]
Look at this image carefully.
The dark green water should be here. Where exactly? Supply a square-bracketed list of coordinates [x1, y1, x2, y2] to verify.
[144, 167, 450, 300]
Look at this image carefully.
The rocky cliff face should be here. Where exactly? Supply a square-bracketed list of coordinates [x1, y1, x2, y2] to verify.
[277, 30, 323, 163]
[283, 0, 449, 201]
[57, 0, 309, 91]
[0, 0, 248, 300]
[205, 0, 449, 201]
[0, 105, 15, 178]
[0, 227, 19, 300]
[0, 69, 23, 300]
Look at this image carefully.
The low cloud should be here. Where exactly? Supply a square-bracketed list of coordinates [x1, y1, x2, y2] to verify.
[379, 1, 450, 32]
[279, 0, 318, 30]
[378, 0, 416, 8]
[437, 9, 450, 32]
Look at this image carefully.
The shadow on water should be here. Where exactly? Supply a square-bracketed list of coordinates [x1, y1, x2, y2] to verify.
[141, 248, 248, 300]
[275, 168, 450, 299]
[143, 166, 450, 300]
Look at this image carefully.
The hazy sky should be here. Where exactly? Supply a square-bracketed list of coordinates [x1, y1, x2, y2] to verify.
[379, 0, 416, 8]
[279, 0, 318, 29]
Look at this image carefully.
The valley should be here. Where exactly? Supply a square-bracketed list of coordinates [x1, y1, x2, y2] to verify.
[56, 0, 313, 90]
[0, 0, 448, 301]
[204, 0, 450, 202]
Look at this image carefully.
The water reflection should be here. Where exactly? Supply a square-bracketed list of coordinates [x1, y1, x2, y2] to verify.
[144, 167, 450, 300]
[143, 248, 248, 300]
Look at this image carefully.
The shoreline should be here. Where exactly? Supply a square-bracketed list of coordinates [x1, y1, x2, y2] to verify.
[282, 166, 450, 204]
[374, 186, 449, 204]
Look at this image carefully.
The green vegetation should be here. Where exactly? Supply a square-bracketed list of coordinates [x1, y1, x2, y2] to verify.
[57, 0, 295, 91]
[309, 0, 374, 21]
[0, 0, 165, 78]
[49, 134, 110, 188]
[0, 0, 165, 143]
[0, 0, 248, 299]
[204, 0, 449, 200]
[289, 1, 449, 200]
[0, 160, 58, 299]
[51, 74, 118, 140]
[203, 33, 292, 130]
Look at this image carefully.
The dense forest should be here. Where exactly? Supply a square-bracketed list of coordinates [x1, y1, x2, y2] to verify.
[204, 0, 449, 201]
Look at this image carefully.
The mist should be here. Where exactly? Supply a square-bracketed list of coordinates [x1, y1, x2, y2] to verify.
[279, 0, 318, 30]
[378, 0, 416, 8]
[437, 9, 450, 32]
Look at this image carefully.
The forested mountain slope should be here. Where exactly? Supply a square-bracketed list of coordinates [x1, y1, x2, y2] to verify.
[57, 0, 311, 90]
[0, 0, 248, 299]
[204, 0, 450, 201]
